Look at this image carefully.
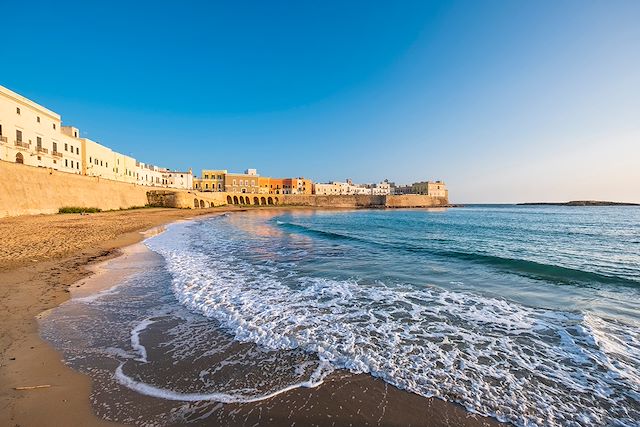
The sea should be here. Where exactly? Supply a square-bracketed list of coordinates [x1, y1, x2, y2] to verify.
[41, 206, 640, 426]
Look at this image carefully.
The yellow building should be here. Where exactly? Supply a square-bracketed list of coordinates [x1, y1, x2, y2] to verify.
[197, 169, 227, 191]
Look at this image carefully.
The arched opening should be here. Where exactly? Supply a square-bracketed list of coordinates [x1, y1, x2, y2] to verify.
[15, 153, 24, 164]
[208, 201, 213, 208]
[267, 197, 273, 205]
[233, 196, 239, 204]
[245, 197, 251, 205]
[227, 195, 232, 204]
[253, 197, 259, 205]
[200, 200, 205, 208]
[194, 198, 199, 208]
[260, 197, 266, 205]
[274, 197, 279, 205]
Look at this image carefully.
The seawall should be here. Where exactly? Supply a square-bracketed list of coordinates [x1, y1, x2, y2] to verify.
[0, 160, 158, 217]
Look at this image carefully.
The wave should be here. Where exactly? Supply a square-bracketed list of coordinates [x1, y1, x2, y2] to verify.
[275, 220, 639, 287]
[144, 221, 640, 427]
[438, 250, 640, 287]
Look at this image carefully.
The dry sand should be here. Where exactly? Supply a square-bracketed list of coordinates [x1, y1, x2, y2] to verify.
[0, 207, 503, 427]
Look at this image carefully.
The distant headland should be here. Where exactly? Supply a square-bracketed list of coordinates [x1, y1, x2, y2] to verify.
[518, 201, 639, 206]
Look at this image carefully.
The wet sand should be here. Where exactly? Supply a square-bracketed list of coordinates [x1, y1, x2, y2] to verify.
[0, 207, 504, 426]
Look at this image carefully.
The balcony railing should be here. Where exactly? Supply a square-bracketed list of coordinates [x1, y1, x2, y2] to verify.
[36, 146, 49, 154]
[51, 151, 63, 158]
[0, 136, 7, 143]
[14, 140, 30, 149]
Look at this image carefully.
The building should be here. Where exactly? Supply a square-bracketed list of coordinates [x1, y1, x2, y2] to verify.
[225, 170, 259, 194]
[136, 162, 166, 187]
[283, 177, 313, 195]
[0, 85, 82, 174]
[164, 170, 193, 190]
[196, 169, 227, 191]
[411, 181, 448, 198]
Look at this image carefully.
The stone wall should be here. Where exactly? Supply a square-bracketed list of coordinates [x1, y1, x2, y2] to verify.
[0, 160, 157, 217]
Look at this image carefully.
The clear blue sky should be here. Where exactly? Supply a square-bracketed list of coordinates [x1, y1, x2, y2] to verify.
[3, 1, 639, 203]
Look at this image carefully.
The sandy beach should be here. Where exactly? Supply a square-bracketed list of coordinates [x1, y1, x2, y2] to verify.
[0, 207, 502, 427]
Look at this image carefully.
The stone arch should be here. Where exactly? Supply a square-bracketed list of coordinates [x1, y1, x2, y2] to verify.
[15, 152, 24, 164]
[253, 197, 259, 205]
[274, 197, 279, 205]
[245, 197, 251, 205]
[227, 195, 232, 204]
[194, 198, 199, 208]
[208, 201, 213, 208]
[200, 200, 205, 208]
[233, 196, 239, 204]
[260, 196, 266, 205]
[267, 197, 273, 205]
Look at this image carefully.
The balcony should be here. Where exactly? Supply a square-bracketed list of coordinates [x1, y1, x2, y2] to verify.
[51, 151, 63, 158]
[36, 146, 49, 154]
[14, 140, 30, 149]
[0, 136, 7, 143]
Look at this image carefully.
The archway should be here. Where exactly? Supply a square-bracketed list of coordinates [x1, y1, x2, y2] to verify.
[274, 197, 279, 205]
[200, 200, 205, 208]
[267, 197, 273, 205]
[233, 196, 239, 204]
[260, 197, 266, 205]
[15, 153, 24, 164]
[253, 197, 259, 205]
[227, 195, 232, 204]
[208, 201, 213, 208]
[194, 198, 199, 208]
[245, 197, 251, 205]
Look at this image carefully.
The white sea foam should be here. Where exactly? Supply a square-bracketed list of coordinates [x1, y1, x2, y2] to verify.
[144, 219, 640, 427]
[114, 359, 332, 403]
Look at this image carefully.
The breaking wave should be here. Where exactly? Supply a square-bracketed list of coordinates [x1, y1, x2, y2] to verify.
[145, 219, 640, 427]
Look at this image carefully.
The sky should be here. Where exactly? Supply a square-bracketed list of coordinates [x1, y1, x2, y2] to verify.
[2, 0, 639, 203]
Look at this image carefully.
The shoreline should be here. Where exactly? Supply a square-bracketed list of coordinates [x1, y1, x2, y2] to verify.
[1, 207, 502, 426]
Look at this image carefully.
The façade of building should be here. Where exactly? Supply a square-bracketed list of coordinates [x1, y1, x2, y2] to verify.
[195, 169, 312, 195]
[0, 85, 193, 189]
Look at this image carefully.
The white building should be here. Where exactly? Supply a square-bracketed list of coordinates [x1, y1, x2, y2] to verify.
[164, 170, 193, 190]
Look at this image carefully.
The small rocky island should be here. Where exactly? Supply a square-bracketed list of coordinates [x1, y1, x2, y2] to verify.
[518, 200, 639, 206]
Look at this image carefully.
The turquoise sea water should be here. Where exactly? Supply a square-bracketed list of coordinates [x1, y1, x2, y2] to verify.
[42, 206, 640, 426]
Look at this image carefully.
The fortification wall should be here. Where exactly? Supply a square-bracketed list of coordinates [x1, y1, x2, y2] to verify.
[385, 194, 449, 208]
[0, 160, 157, 217]
[281, 194, 388, 208]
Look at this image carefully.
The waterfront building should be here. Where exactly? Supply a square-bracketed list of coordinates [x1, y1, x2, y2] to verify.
[411, 181, 448, 198]
[137, 162, 167, 186]
[282, 177, 313, 195]
[164, 170, 193, 190]
[0, 85, 82, 174]
[225, 169, 259, 194]
[197, 169, 227, 191]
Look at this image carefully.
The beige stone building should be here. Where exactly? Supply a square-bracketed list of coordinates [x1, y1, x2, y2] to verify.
[411, 181, 448, 198]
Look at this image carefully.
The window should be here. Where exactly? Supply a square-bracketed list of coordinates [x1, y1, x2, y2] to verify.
[65, 159, 68, 167]
[100, 160, 103, 166]
[16, 130, 22, 142]
[74, 131, 77, 137]
[16, 107, 20, 115]
[89, 157, 92, 163]
[77, 162, 80, 170]
[36, 137, 42, 148]
[53, 142, 57, 152]
[37, 116, 40, 123]
[76, 147, 79, 154]
[71, 160, 74, 168]
[65, 143, 68, 151]
[53, 123, 56, 129]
